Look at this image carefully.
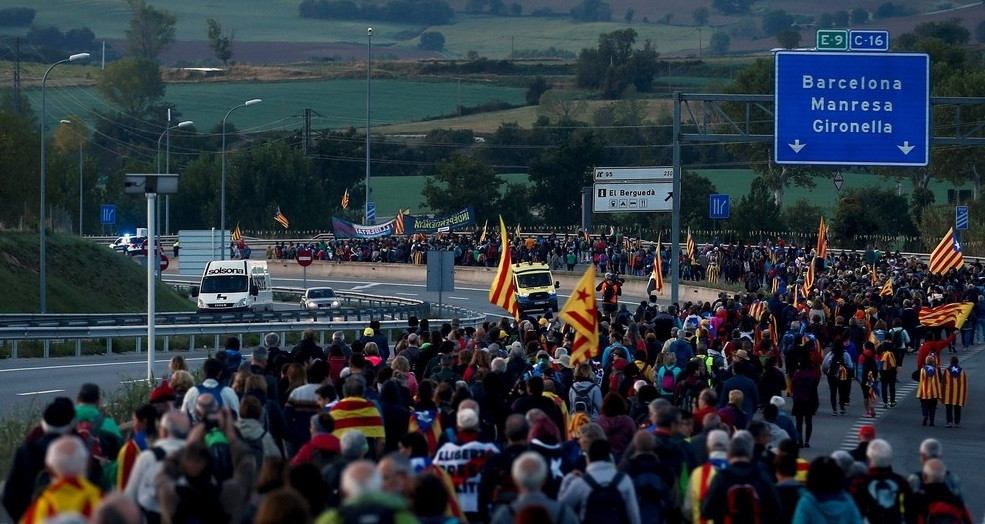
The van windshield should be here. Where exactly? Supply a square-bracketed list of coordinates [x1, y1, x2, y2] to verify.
[516, 273, 552, 288]
[201, 275, 248, 293]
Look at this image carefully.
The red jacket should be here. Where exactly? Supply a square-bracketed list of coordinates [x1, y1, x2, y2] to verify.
[915, 333, 956, 371]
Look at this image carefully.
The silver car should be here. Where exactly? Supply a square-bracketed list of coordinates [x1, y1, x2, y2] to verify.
[300, 287, 341, 310]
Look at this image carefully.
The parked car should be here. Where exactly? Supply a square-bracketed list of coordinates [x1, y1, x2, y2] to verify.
[300, 287, 341, 311]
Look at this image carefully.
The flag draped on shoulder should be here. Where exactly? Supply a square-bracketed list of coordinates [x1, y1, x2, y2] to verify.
[230, 223, 242, 242]
[816, 216, 828, 260]
[341, 189, 350, 209]
[919, 302, 974, 329]
[408, 409, 442, 456]
[488, 216, 518, 320]
[560, 266, 599, 366]
[929, 227, 963, 275]
[748, 302, 766, 321]
[273, 207, 290, 228]
[646, 234, 664, 296]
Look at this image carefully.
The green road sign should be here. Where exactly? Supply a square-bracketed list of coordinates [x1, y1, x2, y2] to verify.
[816, 29, 848, 51]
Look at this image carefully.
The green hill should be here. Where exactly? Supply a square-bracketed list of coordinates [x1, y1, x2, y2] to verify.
[0, 232, 194, 313]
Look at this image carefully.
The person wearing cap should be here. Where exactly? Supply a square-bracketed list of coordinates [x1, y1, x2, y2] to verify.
[850, 426, 877, 463]
[917, 354, 943, 427]
[19, 435, 105, 523]
[367, 320, 390, 361]
[149, 382, 176, 414]
[262, 332, 288, 374]
[769, 396, 800, 445]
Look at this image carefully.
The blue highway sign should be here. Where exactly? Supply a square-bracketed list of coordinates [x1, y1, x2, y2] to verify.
[100, 205, 116, 225]
[956, 206, 969, 231]
[367, 202, 376, 225]
[849, 30, 889, 52]
[774, 51, 929, 167]
[709, 194, 730, 219]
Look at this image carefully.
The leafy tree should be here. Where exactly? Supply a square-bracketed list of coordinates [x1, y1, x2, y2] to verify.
[206, 18, 234, 65]
[711, 0, 753, 15]
[227, 140, 323, 229]
[625, 8, 634, 23]
[709, 31, 730, 55]
[0, 87, 36, 123]
[762, 9, 794, 36]
[489, 0, 506, 15]
[96, 57, 164, 116]
[537, 90, 587, 123]
[125, 0, 177, 60]
[911, 18, 970, 45]
[775, 30, 801, 49]
[833, 10, 850, 26]
[527, 128, 604, 226]
[730, 177, 783, 238]
[693, 7, 710, 26]
[0, 112, 40, 227]
[831, 187, 915, 248]
[780, 199, 823, 238]
[976, 20, 985, 43]
[850, 7, 868, 25]
[418, 31, 445, 51]
[570, 0, 611, 22]
[0, 7, 35, 26]
[817, 13, 835, 28]
[731, 18, 759, 40]
[525, 76, 549, 105]
[876, 2, 899, 18]
[421, 151, 504, 218]
[466, 0, 485, 14]
[574, 29, 659, 98]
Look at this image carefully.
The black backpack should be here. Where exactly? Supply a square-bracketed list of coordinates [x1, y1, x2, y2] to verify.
[205, 428, 234, 483]
[583, 472, 631, 524]
[724, 483, 762, 524]
[631, 467, 677, 524]
[572, 383, 598, 418]
[240, 431, 267, 471]
[337, 501, 396, 524]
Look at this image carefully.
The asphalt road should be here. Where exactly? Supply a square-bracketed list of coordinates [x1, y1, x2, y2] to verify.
[2, 274, 983, 518]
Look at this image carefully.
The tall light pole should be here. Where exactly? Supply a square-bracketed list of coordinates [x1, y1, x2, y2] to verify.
[40, 52, 88, 314]
[161, 114, 193, 235]
[59, 119, 84, 236]
[221, 99, 261, 260]
[365, 27, 372, 225]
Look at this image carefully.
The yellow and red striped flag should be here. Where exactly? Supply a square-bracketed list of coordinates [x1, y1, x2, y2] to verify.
[686, 228, 695, 262]
[771, 277, 779, 294]
[478, 220, 488, 244]
[329, 397, 384, 438]
[941, 366, 968, 406]
[560, 265, 599, 366]
[341, 189, 350, 209]
[394, 209, 406, 235]
[800, 259, 815, 297]
[919, 302, 974, 329]
[879, 279, 893, 297]
[408, 408, 442, 455]
[816, 217, 828, 260]
[488, 216, 518, 320]
[929, 227, 963, 275]
[273, 207, 290, 228]
[871, 264, 878, 285]
[230, 223, 242, 242]
[748, 302, 766, 321]
[646, 233, 663, 296]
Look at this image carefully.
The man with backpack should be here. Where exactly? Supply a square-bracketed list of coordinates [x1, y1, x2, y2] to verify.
[479, 414, 530, 521]
[75, 383, 124, 489]
[180, 358, 240, 423]
[624, 430, 681, 524]
[558, 439, 641, 524]
[124, 411, 191, 524]
[490, 451, 579, 524]
[913, 459, 973, 524]
[700, 431, 782, 524]
[849, 439, 916, 524]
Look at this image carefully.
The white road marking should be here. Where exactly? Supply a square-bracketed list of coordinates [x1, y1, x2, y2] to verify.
[349, 283, 380, 291]
[17, 389, 65, 396]
[394, 292, 418, 296]
[446, 296, 469, 300]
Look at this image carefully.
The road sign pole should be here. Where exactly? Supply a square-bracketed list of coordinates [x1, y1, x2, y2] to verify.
[671, 92, 682, 305]
[146, 192, 156, 382]
[303, 265, 307, 289]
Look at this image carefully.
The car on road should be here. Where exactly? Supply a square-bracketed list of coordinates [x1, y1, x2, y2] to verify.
[301, 287, 341, 311]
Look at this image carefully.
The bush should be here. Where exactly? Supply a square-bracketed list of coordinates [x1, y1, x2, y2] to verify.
[0, 7, 34, 26]
[418, 31, 445, 51]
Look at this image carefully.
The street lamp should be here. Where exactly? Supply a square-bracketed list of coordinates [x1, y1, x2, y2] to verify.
[365, 27, 372, 225]
[159, 118, 193, 235]
[40, 52, 89, 314]
[221, 99, 261, 260]
[59, 119, 84, 236]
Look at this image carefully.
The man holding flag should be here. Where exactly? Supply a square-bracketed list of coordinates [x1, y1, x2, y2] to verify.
[559, 265, 599, 366]
[488, 217, 518, 321]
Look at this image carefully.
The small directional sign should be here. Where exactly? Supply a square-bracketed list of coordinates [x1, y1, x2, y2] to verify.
[709, 194, 730, 219]
[956, 206, 969, 231]
[816, 29, 848, 51]
[833, 172, 845, 192]
[367, 202, 376, 225]
[100, 205, 116, 225]
[850, 30, 890, 52]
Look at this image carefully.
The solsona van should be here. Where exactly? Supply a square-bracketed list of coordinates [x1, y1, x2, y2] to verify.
[513, 262, 560, 314]
[192, 260, 273, 313]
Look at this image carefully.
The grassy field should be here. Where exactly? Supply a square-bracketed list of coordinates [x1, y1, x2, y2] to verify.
[370, 170, 972, 217]
[29, 77, 526, 132]
[0, 232, 193, 313]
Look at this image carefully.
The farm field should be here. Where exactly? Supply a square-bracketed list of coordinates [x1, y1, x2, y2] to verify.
[26, 77, 526, 133]
[368, 169, 972, 218]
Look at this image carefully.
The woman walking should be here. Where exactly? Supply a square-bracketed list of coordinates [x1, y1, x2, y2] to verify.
[857, 343, 879, 418]
[821, 339, 853, 416]
[791, 356, 820, 448]
[940, 355, 968, 428]
[916, 354, 942, 426]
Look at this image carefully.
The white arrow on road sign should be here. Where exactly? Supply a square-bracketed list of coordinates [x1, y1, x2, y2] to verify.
[898, 141, 915, 154]
[788, 140, 806, 153]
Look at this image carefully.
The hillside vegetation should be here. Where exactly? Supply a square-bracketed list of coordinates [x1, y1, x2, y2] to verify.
[0, 233, 194, 313]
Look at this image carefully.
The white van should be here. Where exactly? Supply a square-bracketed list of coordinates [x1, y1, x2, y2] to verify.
[192, 260, 273, 313]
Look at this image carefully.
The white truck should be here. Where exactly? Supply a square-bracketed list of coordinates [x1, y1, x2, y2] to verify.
[192, 260, 273, 313]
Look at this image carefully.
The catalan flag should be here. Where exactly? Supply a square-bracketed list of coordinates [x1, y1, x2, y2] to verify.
[929, 227, 963, 275]
[560, 265, 599, 366]
[341, 189, 350, 209]
[273, 207, 290, 229]
[646, 233, 663, 296]
[408, 408, 442, 456]
[816, 216, 828, 260]
[871, 264, 878, 285]
[919, 302, 974, 329]
[686, 228, 695, 262]
[771, 277, 779, 294]
[879, 278, 893, 297]
[478, 220, 488, 244]
[394, 209, 406, 235]
[941, 364, 968, 407]
[488, 216, 519, 320]
[748, 302, 766, 321]
[230, 223, 242, 242]
[329, 396, 385, 438]
[800, 259, 815, 297]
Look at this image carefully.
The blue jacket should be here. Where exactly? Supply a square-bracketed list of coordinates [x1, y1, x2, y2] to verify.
[792, 491, 863, 524]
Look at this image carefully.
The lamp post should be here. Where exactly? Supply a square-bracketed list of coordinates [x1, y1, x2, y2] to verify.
[40, 52, 89, 314]
[59, 119, 84, 236]
[365, 27, 372, 225]
[221, 99, 261, 260]
[160, 118, 193, 235]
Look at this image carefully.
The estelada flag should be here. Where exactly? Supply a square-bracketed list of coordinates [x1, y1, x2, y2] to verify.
[646, 233, 663, 295]
[686, 228, 695, 262]
[230, 224, 242, 242]
[560, 265, 599, 366]
[879, 279, 893, 297]
[273, 207, 290, 228]
[394, 209, 406, 235]
[408, 409, 442, 456]
[919, 302, 974, 329]
[341, 189, 350, 209]
[748, 302, 766, 321]
[929, 227, 963, 275]
[488, 216, 518, 320]
[816, 217, 828, 260]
